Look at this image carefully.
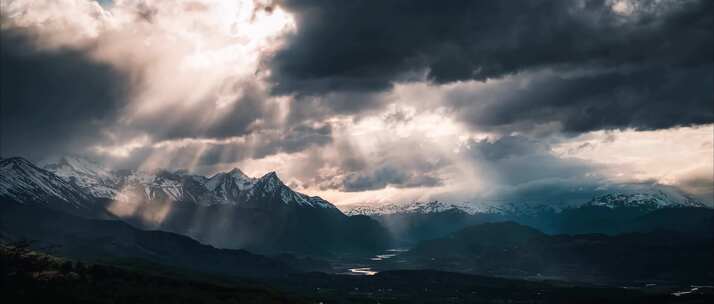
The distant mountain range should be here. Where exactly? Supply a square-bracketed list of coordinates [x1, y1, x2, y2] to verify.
[342, 189, 712, 244]
[343, 190, 707, 217]
[0, 156, 390, 255]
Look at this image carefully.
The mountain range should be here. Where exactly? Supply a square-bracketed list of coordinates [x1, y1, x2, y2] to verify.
[343, 189, 712, 244]
[2, 155, 713, 290]
[4, 156, 711, 252]
[344, 189, 707, 217]
[40, 155, 336, 209]
[1, 156, 390, 255]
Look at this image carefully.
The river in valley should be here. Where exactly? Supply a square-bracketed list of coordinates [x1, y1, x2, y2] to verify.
[345, 248, 409, 276]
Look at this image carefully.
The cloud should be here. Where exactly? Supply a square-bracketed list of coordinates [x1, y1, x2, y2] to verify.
[0, 28, 130, 160]
[0, 0, 711, 206]
[296, 138, 450, 193]
[446, 65, 713, 134]
[87, 120, 335, 173]
[269, 0, 712, 95]
[267, 0, 713, 135]
[677, 173, 714, 203]
[123, 80, 284, 141]
[337, 165, 443, 192]
[552, 125, 714, 203]
[252, 121, 333, 158]
[462, 134, 603, 203]
[0, 0, 313, 165]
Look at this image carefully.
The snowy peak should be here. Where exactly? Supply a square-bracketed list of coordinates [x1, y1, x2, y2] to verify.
[207, 168, 257, 190]
[228, 168, 251, 180]
[53, 156, 113, 179]
[584, 191, 706, 210]
[0, 157, 92, 207]
[37, 156, 338, 210]
[255, 171, 284, 192]
[250, 171, 338, 209]
[199, 168, 261, 204]
[44, 156, 119, 199]
[343, 201, 488, 216]
[1, 156, 35, 170]
[342, 189, 708, 217]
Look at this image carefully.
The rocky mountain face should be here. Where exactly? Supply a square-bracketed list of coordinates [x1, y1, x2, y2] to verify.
[0, 156, 391, 255]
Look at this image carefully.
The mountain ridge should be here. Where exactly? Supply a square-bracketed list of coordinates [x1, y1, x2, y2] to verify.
[1, 156, 391, 255]
[37, 155, 338, 210]
[342, 188, 709, 217]
[0, 157, 94, 209]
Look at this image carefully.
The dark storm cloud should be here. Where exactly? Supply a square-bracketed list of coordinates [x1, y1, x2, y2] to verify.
[271, 0, 712, 92]
[270, 0, 713, 132]
[0, 29, 130, 161]
[448, 64, 714, 134]
[466, 135, 710, 207]
[285, 90, 389, 125]
[463, 135, 608, 204]
[252, 122, 333, 158]
[467, 135, 594, 187]
[677, 175, 714, 202]
[339, 165, 443, 192]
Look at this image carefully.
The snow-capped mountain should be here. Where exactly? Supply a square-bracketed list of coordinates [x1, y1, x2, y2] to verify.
[342, 188, 708, 217]
[2, 156, 388, 254]
[0, 157, 93, 208]
[251, 172, 335, 208]
[342, 200, 562, 217]
[43, 156, 120, 199]
[342, 187, 711, 243]
[583, 191, 706, 211]
[343, 201, 489, 216]
[39, 156, 336, 210]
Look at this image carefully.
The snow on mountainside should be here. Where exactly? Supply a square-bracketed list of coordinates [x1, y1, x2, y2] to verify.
[343, 201, 491, 216]
[0, 157, 92, 207]
[342, 187, 708, 216]
[44, 156, 119, 199]
[38, 156, 336, 209]
[584, 191, 706, 210]
[343, 200, 565, 217]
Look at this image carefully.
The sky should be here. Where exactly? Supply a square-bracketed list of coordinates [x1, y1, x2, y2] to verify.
[1, 0, 712, 206]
